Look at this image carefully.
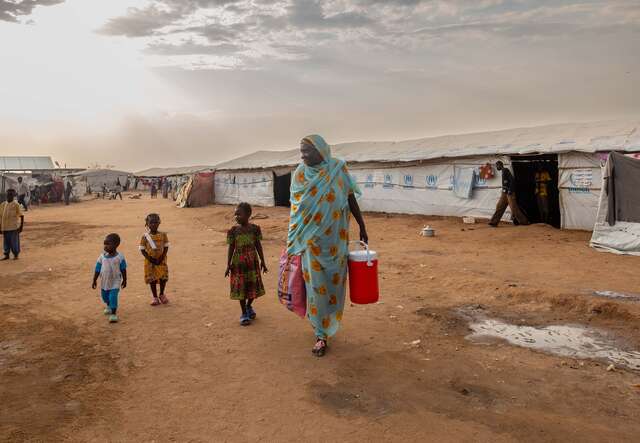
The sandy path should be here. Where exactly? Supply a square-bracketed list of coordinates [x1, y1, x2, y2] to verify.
[2, 196, 640, 442]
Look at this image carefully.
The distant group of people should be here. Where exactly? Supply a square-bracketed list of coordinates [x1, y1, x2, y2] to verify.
[149, 178, 173, 199]
[8, 176, 72, 209]
[99, 180, 124, 200]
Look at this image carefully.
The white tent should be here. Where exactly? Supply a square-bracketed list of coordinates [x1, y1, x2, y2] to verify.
[69, 169, 131, 190]
[590, 152, 640, 255]
[0, 173, 19, 197]
[214, 120, 640, 230]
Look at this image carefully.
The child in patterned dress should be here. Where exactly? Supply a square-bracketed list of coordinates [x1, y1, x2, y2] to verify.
[139, 213, 170, 306]
[225, 202, 268, 326]
[92, 233, 127, 323]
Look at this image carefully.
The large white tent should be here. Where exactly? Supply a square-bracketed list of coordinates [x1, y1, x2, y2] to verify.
[214, 120, 640, 230]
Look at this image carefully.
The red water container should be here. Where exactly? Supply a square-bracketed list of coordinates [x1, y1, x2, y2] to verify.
[348, 242, 379, 304]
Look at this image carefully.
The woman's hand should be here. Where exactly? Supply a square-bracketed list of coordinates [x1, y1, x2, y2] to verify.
[224, 266, 231, 277]
[92, 281, 97, 290]
[261, 262, 268, 274]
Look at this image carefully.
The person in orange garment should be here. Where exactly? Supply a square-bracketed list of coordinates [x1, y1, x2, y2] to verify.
[535, 165, 552, 224]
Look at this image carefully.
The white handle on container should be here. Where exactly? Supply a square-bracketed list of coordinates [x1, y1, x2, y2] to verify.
[350, 240, 373, 267]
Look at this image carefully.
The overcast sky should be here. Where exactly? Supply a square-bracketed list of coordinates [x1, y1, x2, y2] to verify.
[1, 0, 639, 171]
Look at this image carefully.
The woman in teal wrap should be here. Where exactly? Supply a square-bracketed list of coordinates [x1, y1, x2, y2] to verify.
[287, 135, 368, 357]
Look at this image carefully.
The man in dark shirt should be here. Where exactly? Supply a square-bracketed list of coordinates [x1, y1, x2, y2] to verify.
[489, 161, 529, 226]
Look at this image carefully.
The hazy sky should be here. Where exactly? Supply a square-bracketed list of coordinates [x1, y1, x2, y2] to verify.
[1, 0, 639, 171]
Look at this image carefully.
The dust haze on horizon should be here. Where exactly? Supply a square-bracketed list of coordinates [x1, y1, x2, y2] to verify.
[1, 0, 639, 172]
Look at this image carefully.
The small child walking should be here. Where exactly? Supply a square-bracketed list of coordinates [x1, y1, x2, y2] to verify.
[92, 233, 127, 323]
[139, 213, 170, 306]
[225, 202, 267, 326]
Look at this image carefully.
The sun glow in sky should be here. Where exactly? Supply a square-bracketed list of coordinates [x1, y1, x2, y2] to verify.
[1, 0, 639, 171]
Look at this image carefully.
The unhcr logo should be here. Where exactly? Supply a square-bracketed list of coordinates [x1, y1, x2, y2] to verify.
[365, 174, 374, 188]
[383, 174, 393, 188]
[426, 175, 438, 189]
[569, 170, 592, 193]
[403, 174, 414, 189]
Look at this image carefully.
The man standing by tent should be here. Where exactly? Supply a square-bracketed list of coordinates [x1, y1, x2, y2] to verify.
[16, 177, 29, 211]
[162, 179, 169, 199]
[64, 180, 73, 206]
[535, 164, 552, 224]
[114, 180, 123, 200]
[489, 161, 529, 227]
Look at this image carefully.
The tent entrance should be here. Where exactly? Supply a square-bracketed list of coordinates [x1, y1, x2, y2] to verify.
[274, 172, 291, 207]
[511, 154, 560, 228]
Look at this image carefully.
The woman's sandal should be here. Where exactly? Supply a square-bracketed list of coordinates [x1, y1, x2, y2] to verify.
[247, 306, 256, 320]
[240, 314, 251, 326]
[312, 339, 328, 357]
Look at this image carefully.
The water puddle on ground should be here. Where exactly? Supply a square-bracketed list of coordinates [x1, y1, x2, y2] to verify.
[462, 311, 640, 371]
[592, 290, 640, 302]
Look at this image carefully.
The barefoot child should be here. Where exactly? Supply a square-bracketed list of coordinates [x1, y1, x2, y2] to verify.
[225, 202, 267, 326]
[92, 233, 127, 323]
[140, 213, 170, 306]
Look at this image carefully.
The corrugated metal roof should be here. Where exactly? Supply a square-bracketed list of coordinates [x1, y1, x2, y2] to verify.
[214, 119, 640, 171]
[0, 156, 55, 171]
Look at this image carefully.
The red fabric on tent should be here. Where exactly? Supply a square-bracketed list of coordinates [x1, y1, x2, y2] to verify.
[188, 172, 215, 207]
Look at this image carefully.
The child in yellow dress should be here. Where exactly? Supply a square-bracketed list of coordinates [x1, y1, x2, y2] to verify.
[139, 213, 170, 306]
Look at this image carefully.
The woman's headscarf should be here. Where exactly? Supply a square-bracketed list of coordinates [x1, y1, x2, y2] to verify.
[286, 135, 360, 255]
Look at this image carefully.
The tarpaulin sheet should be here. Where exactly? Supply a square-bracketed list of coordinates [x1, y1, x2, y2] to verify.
[453, 167, 475, 199]
[558, 152, 602, 230]
[188, 172, 215, 207]
[591, 156, 640, 255]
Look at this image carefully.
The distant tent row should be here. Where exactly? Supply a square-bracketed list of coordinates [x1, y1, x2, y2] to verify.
[67, 169, 131, 195]
[212, 120, 640, 235]
[133, 166, 215, 208]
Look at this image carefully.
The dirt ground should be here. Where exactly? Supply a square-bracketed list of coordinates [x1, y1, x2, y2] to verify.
[2, 195, 640, 442]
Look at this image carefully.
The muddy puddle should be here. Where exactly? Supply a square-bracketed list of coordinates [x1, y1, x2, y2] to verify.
[592, 290, 640, 302]
[461, 309, 640, 371]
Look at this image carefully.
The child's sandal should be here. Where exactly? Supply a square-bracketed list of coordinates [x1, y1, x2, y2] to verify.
[159, 294, 169, 304]
[247, 306, 256, 320]
[240, 315, 251, 326]
[312, 339, 327, 357]
[150, 298, 161, 306]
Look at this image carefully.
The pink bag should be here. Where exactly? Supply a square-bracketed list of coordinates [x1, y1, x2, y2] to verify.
[278, 249, 307, 318]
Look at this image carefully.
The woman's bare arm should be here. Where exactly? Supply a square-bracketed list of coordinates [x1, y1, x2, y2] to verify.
[348, 194, 368, 244]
